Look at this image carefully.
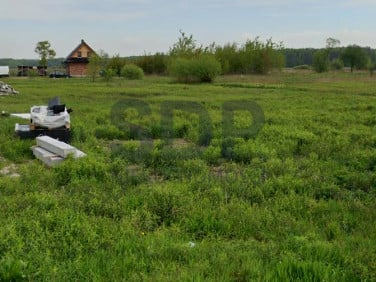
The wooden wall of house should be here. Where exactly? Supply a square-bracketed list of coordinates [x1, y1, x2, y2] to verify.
[71, 45, 93, 58]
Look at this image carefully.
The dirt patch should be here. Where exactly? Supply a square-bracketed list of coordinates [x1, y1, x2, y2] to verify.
[210, 165, 226, 177]
[0, 158, 20, 178]
[171, 138, 192, 149]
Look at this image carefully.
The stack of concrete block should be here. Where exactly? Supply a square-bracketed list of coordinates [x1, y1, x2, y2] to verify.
[31, 135, 86, 167]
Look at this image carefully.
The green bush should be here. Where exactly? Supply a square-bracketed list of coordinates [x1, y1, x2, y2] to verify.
[313, 50, 329, 73]
[101, 68, 116, 82]
[121, 64, 144, 80]
[168, 54, 221, 83]
[330, 59, 344, 71]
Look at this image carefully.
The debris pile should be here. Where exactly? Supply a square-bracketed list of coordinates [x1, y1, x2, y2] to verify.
[0, 81, 19, 95]
[14, 97, 71, 142]
[31, 135, 86, 167]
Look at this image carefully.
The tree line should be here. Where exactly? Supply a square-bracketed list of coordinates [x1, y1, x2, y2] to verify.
[2, 35, 376, 81]
[114, 35, 376, 79]
[87, 31, 286, 82]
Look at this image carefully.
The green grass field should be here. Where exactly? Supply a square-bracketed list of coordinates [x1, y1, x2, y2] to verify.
[0, 72, 375, 281]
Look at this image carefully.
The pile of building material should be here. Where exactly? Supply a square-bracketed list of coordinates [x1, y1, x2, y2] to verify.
[31, 135, 86, 167]
[0, 81, 19, 95]
[14, 97, 71, 142]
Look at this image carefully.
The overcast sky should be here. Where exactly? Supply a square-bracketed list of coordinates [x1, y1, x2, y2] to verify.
[1, 0, 376, 58]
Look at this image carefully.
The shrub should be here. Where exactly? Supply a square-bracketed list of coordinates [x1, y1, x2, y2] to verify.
[101, 68, 116, 82]
[168, 58, 194, 82]
[107, 54, 126, 76]
[194, 54, 222, 82]
[313, 50, 329, 73]
[121, 64, 144, 80]
[168, 54, 221, 83]
[330, 59, 344, 71]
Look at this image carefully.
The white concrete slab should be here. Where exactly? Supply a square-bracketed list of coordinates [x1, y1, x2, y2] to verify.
[36, 135, 76, 158]
[31, 146, 64, 167]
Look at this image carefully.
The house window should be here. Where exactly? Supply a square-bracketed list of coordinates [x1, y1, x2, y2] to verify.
[87, 51, 91, 57]
[77, 51, 82, 57]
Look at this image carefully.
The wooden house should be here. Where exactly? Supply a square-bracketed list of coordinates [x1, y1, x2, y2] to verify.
[64, 40, 95, 77]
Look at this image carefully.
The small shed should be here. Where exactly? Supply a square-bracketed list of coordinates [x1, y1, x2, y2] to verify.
[17, 66, 47, 76]
[64, 39, 96, 77]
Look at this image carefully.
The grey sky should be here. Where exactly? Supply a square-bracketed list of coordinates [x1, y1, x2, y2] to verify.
[1, 0, 375, 58]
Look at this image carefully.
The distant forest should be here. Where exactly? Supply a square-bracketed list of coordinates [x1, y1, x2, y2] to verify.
[283, 47, 376, 67]
[1, 47, 376, 69]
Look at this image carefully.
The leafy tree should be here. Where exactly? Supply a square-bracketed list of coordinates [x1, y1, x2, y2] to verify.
[313, 49, 330, 73]
[34, 41, 56, 67]
[215, 38, 284, 75]
[169, 30, 200, 58]
[326, 37, 341, 49]
[168, 31, 221, 83]
[242, 37, 284, 74]
[326, 37, 343, 68]
[215, 43, 241, 74]
[87, 50, 109, 82]
[87, 54, 101, 81]
[341, 45, 369, 72]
